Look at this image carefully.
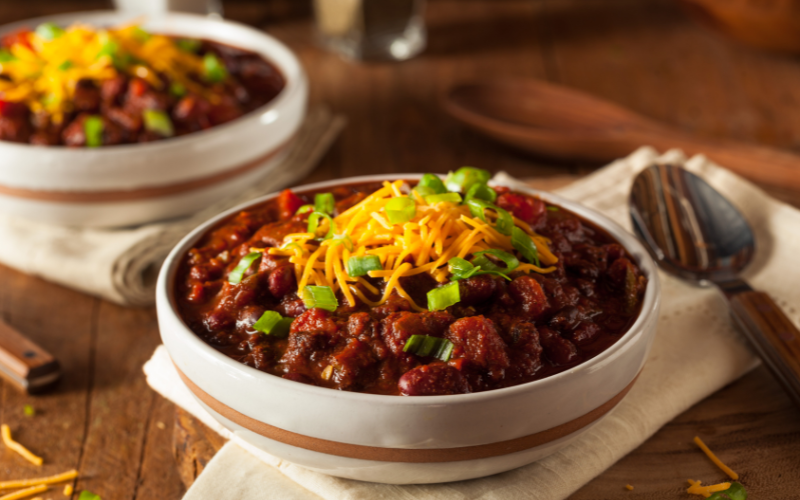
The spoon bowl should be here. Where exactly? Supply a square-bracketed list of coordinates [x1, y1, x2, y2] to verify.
[630, 163, 800, 406]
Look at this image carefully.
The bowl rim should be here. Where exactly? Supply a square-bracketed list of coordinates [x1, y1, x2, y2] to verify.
[0, 10, 303, 154]
[157, 173, 661, 406]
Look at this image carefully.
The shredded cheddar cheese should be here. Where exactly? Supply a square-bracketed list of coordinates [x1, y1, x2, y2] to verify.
[63, 484, 73, 495]
[0, 23, 210, 123]
[0, 470, 78, 491]
[624, 484, 634, 491]
[1, 425, 42, 466]
[693, 436, 739, 480]
[267, 180, 558, 311]
[687, 479, 732, 498]
[0, 485, 47, 500]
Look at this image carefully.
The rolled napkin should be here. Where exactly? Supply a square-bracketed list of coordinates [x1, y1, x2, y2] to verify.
[0, 106, 346, 306]
[144, 145, 800, 499]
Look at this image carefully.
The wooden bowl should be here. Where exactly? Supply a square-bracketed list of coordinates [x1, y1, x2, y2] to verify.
[679, 0, 800, 53]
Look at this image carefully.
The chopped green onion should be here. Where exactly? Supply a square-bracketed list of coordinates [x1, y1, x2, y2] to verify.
[472, 249, 519, 274]
[331, 234, 354, 251]
[132, 27, 151, 42]
[445, 167, 491, 193]
[78, 491, 101, 500]
[143, 109, 175, 137]
[302, 286, 338, 311]
[448, 257, 482, 280]
[465, 183, 497, 204]
[169, 82, 187, 97]
[23, 404, 34, 417]
[84, 116, 104, 148]
[385, 197, 416, 224]
[252, 311, 293, 338]
[176, 38, 202, 53]
[295, 204, 314, 215]
[424, 193, 462, 205]
[402, 334, 454, 362]
[57, 60, 72, 71]
[97, 38, 119, 59]
[418, 173, 447, 194]
[347, 255, 382, 277]
[427, 281, 460, 311]
[546, 206, 559, 212]
[314, 193, 335, 214]
[280, 242, 304, 252]
[466, 199, 514, 236]
[706, 483, 747, 500]
[308, 211, 335, 240]
[228, 252, 261, 284]
[511, 227, 540, 267]
[447, 257, 511, 281]
[411, 185, 436, 202]
[35, 22, 64, 41]
[203, 53, 228, 83]
[0, 49, 15, 62]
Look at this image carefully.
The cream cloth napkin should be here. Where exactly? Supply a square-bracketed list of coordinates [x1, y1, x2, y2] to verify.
[0, 106, 346, 306]
[144, 145, 800, 499]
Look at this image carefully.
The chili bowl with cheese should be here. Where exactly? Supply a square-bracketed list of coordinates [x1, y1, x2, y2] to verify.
[0, 11, 307, 227]
[156, 170, 661, 484]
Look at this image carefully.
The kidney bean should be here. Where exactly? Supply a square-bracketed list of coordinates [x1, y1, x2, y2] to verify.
[571, 321, 601, 346]
[509, 275, 549, 320]
[549, 305, 582, 332]
[538, 326, 578, 365]
[458, 274, 497, 307]
[398, 363, 470, 396]
[236, 305, 266, 335]
[268, 265, 296, 299]
[381, 311, 454, 357]
[290, 308, 340, 336]
[446, 316, 509, 381]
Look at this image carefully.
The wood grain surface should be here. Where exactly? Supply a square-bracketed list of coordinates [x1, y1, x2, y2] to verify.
[1, 1, 799, 499]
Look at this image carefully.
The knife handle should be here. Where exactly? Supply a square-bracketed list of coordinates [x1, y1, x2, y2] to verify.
[0, 319, 60, 393]
[728, 290, 800, 407]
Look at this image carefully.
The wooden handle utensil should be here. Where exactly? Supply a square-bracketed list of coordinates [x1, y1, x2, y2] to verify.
[0, 319, 60, 393]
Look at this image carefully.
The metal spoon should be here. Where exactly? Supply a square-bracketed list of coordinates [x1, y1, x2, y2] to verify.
[630, 163, 800, 406]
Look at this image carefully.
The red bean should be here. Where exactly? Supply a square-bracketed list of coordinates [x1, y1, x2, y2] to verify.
[458, 274, 497, 307]
[446, 316, 509, 381]
[381, 311, 454, 357]
[509, 275, 549, 320]
[398, 363, 470, 396]
[538, 326, 578, 365]
[268, 265, 296, 299]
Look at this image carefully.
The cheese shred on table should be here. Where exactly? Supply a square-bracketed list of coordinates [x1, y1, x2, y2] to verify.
[0, 425, 42, 466]
[693, 436, 739, 480]
[687, 479, 732, 498]
[0, 485, 47, 500]
[267, 180, 558, 311]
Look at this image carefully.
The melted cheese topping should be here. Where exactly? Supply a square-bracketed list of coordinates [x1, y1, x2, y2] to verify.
[1, 424, 42, 466]
[267, 180, 558, 311]
[0, 23, 209, 123]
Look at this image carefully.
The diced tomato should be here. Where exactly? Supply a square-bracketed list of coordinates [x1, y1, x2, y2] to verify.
[128, 78, 148, 98]
[497, 193, 546, 226]
[0, 100, 28, 118]
[277, 189, 303, 220]
[1, 29, 33, 50]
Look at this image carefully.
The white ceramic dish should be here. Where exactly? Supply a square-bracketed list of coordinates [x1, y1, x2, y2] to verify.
[0, 11, 307, 228]
[156, 174, 661, 484]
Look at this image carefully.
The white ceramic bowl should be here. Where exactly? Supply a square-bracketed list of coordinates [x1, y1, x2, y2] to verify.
[0, 11, 307, 228]
[156, 174, 661, 484]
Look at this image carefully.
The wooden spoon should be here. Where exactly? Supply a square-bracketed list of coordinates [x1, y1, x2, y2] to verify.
[442, 79, 800, 191]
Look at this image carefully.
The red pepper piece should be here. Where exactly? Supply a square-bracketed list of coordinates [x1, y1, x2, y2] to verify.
[497, 193, 546, 226]
[277, 189, 303, 220]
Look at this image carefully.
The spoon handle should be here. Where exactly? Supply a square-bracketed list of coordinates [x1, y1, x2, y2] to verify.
[725, 288, 800, 406]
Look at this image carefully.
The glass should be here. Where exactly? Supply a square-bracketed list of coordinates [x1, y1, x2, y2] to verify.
[313, 0, 426, 61]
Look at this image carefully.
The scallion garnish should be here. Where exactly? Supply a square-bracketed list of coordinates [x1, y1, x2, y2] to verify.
[427, 281, 460, 311]
[511, 227, 540, 267]
[402, 335, 454, 362]
[176, 38, 202, 53]
[132, 27, 151, 42]
[347, 255, 382, 277]
[203, 53, 228, 83]
[295, 204, 314, 215]
[385, 197, 416, 224]
[472, 249, 519, 274]
[143, 109, 174, 137]
[331, 234, 354, 251]
[308, 211, 335, 240]
[302, 286, 338, 311]
[58, 60, 72, 71]
[424, 192, 462, 205]
[418, 173, 447, 194]
[0, 49, 15, 62]
[228, 252, 261, 284]
[84, 116, 103, 148]
[169, 82, 187, 97]
[465, 183, 497, 203]
[411, 185, 436, 202]
[314, 193, 335, 215]
[467, 199, 514, 236]
[35, 22, 64, 41]
[448, 257, 511, 281]
[547, 206, 559, 211]
[252, 311, 293, 338]
[706, 482, 747, 500]
[445, 167, 491, 193]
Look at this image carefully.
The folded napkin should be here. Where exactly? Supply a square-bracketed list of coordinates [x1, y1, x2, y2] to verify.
[145, 145, 800, 499]
[0, 106, 346, 306]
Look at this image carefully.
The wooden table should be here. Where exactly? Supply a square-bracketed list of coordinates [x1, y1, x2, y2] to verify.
[1, 0, 799, 498]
